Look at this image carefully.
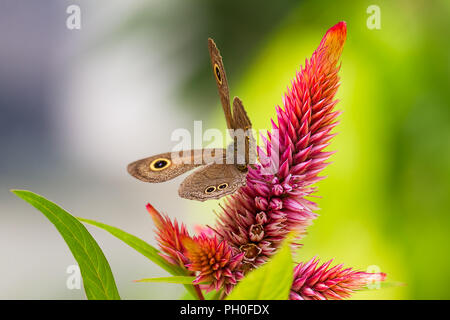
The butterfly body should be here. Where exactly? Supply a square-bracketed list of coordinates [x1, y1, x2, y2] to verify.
[127, 39, 254, 201]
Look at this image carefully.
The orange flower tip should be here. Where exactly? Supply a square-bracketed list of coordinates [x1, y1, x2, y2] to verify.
[319, 21, 347, 64]
[330, 21, 347, 33]
[145, 203, 167, 229]
[325, 21, 347, 43]
[145, 203, 155, 213]
[146, 204, 157, 219]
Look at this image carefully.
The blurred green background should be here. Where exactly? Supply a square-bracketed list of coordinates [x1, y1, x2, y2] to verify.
[1, 0, 449, 299]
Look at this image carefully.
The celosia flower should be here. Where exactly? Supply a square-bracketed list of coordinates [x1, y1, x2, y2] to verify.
[146, 203, 191, 270]
[183, 234, 244, 295]
[147, 21, 387, 299]
[290, 257, 387, 300]
[147, 204, 243, 296]
[214, 22, 347, 271]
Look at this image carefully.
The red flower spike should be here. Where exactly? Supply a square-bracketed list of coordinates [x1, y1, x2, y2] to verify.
[146, 203, 192, 269]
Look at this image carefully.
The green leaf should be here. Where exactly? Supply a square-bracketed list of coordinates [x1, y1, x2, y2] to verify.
[76, 216, 199, 299]
[226, 237, 294, 300]
[181, 289, 222, 300]
[135, 276, 196, 284]
[12, 190, 120, 300]
[76, 217, 181, 276]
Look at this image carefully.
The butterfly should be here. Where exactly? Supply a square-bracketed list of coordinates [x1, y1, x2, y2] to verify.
[127, 38, 255, 201]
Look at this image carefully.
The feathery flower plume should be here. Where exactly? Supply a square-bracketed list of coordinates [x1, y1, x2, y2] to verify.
[214, 22, 347, 271]
[290, 257, 387, 300]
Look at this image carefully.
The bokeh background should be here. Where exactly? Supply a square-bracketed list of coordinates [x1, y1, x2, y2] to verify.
[1, 0, 449, 299]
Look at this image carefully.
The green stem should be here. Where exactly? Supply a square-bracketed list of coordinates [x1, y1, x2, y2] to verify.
[219, 290, 226, 300]
[194, 285, 205, 300]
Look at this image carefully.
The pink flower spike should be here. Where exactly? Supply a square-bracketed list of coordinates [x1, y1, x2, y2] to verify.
[290, 257, 386, 300]
[143, 22, 388, 300]
[213, 22, 348, 271]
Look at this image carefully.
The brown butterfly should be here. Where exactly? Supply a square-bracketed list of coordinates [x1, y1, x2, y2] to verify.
[127, 38, 255, 201]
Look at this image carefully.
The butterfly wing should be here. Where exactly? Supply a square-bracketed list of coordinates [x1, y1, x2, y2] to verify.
[178, 163, 247, 201]
[232, 96, 252, 130]
[231, 96, 257, 167]
[208, 38, 234, 130]
[127, 148, 226, 183]
[129, 40, 254, 198]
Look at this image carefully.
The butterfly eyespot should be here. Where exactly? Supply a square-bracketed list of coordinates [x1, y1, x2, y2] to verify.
[205, 186, 216, 194]
[217, 183, 228, 190]
[214, 63, 222, 84]
[150, 158, 171, 171]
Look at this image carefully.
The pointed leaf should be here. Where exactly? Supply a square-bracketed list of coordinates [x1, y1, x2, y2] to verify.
[12, 190, 120, 300]
[76, 216, 199, 299]
[77, 217, 181, 275]
[135, 276, 197, 284]
[181, 289, 222, 300]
